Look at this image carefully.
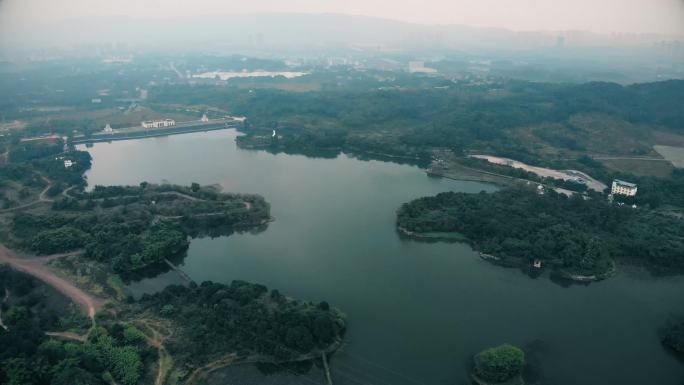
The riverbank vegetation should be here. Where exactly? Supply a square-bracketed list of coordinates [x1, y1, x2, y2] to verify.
[397, 187, 684, 277]
[224, 78, 684, 210]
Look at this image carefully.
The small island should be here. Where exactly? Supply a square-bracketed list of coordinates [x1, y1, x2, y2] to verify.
[397, 187, 684, 280]
[472, 344, 526, 385]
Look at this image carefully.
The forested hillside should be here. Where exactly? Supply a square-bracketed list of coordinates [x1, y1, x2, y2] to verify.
[149, 79, 684, 162]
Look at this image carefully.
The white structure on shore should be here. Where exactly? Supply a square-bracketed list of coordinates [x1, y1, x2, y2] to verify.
[408, 61, 437, 74]
[611, 179, 638, 196]
[103, 123, 113, 133]
[201, 114, 209, 122]
[141, 119, 175, 129]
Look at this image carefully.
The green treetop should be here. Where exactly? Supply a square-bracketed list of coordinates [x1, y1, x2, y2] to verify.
[474, 344, 525, 384]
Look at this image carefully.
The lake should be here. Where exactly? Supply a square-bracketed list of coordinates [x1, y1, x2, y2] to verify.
[79, 129, 684, 385]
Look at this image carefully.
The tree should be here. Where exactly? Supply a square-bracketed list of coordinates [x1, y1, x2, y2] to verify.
[122, 326, 146, 345]
[285, 326, 314, 352]
[474, 344, 525, 383]
[1, 358, 34, 385]
[50, 359, 104, 385]
[191, 182, 200, 192]
[108, 346, 142, 385]
[159, 304, 175, 317]
[578, 237, 609, 273]
[31, 227, 89, 254]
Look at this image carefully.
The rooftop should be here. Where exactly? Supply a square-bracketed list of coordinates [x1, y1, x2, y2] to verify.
[613, 179, 637, 188]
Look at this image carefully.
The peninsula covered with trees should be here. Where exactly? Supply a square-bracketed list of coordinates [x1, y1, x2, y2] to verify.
[397, 187, 684, 278]
[0, 128, 346, 384]
[119, 280, 346, 380]
[7, 181, 270, 276]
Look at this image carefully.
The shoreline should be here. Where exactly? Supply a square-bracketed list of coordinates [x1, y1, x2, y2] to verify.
[185, 338, 344, 385]
[235, 135, 427, 165]
[72, 123, 234, 144]
[397, 226, 466, 242]
[399, 226, 616, 283]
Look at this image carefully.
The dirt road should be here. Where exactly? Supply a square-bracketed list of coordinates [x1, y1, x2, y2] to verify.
[46, 331, 88, 342]
[0, 173, 55, 213]
[470, 154, 607, 192]
[133, 319, 174, 385]
[0, 245, 103, 323]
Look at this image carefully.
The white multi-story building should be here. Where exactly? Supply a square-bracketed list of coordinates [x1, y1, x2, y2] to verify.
[611, 179, 638, 196]
[141, 119, 175, 129]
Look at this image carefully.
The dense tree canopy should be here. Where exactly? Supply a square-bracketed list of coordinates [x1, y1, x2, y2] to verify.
[0, 266, 149, 385]
[474, 344, 525, 383]
[216, 79, 684, 163]
[397, 188, 684, 276]
[123, 280, 346, 367]
[9, 184, 270, 275]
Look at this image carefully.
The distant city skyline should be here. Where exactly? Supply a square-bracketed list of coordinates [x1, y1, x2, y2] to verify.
[1, 0, 683, 35]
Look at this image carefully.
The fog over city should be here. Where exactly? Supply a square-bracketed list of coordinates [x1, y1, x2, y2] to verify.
[1, 0, 683, 52]
[2, 0, 684, 34]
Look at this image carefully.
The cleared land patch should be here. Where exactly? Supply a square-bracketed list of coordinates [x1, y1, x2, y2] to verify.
[600, 157, 675, 178]
[654, 145, 684, 168]
[470, 155, 607, 192]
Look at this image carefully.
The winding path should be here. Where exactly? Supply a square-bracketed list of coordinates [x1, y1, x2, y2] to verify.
[46, 331, 88, 342]
[133, 319, 174, 385]
[0, 245, 103, 324]
[0, 173, 55, 213]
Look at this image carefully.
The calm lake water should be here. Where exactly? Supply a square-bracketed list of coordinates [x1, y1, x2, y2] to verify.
[79, 129, 684, 385]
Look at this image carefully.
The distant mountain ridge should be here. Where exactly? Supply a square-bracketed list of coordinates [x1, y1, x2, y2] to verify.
[1, 12, 681, 52]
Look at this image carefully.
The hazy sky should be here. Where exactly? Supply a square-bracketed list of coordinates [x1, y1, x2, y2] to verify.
[1, 0, 683, 34]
